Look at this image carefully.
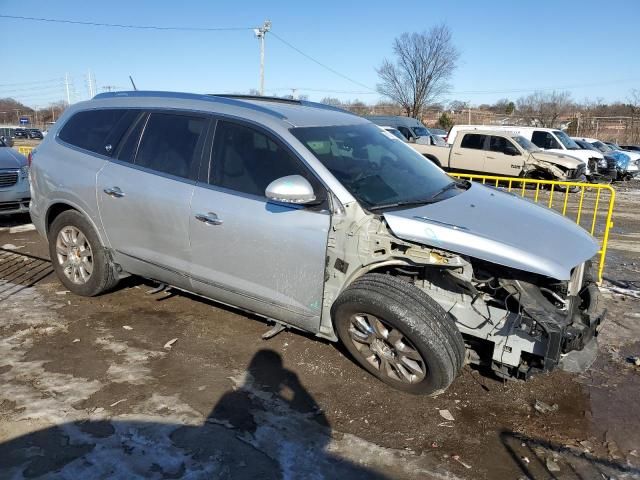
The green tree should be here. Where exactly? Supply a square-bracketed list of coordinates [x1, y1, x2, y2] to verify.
[505, 101, 515, 115]
[437, 112, 454, 130]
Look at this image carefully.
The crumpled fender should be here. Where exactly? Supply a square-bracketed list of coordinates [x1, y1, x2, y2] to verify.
[522, 157, 570, 180]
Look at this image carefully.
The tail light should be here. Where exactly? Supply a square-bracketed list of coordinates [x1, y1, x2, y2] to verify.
[27, 151, 33, 167]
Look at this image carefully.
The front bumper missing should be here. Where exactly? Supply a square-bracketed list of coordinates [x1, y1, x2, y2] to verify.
[500, 267, 606, 376]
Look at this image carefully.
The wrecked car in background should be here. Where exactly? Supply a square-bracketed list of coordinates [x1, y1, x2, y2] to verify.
[574, 137, 640, 180]
[405, 128, 586, 181]
[30, 91, 605, 395]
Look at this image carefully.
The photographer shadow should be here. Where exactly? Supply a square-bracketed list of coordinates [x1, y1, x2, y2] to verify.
[0, 349, 389, 479]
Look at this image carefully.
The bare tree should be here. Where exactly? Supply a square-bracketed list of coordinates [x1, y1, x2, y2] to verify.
[376, 24, 459, 118]
[516, 90, 573, 127]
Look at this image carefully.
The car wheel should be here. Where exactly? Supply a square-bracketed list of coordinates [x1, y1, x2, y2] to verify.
[48, 210, 119, 296]
[332, 273, 465, 395]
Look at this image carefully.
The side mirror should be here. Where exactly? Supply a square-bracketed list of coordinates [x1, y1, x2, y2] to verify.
[504, 145, 519, 156]
[408, 136, 416, 143]
[265, 175, 316, 204]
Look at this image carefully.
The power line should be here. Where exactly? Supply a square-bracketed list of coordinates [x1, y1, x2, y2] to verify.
[269, 31, 375, 92]
[0, 78, 63, 88]
[0, 85, 63, 94]
[0, 14, 255, 31]
[450, 78, 640, 96]
[269, 87, 376, 95]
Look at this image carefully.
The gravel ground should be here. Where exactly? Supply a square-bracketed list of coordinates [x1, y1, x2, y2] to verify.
[0, 181, 639, 479]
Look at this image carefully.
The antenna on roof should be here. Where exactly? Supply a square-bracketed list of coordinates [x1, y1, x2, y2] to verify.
[129, 76, 138, 91]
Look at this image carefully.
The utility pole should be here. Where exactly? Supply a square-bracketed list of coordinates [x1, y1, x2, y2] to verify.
[254, 20, 272, 96]
[64, 73, 71, 106]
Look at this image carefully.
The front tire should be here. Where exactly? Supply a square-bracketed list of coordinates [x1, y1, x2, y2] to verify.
[49, 210, 119, 296]
[332, 274, 465, 395]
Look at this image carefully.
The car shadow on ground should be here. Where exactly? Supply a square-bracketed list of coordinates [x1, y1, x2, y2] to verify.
[0, 213, 32, 229]
[0, 248, 53, 302]
[500, 430, 640, 479]
[0, 349, 390, 479]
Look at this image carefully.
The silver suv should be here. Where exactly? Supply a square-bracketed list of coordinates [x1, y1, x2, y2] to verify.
[30, 92, 605, 395]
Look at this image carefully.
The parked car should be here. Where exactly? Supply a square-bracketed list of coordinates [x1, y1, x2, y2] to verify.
[429, 128, 447, 139]
[573, 137, 639, 180]
[30, 91, 605, 394]
[13, 128, 28, 139]
[604, 141, 640, 164]
[408, 129, 585, 181]
[619, 144, 640, 152]
[571, 139, 617, 181]
[0, 136, 30, 215]
[27, 128, 44, 140]
[365, 115, 434, 144]
[447, 125, 603, 178]
[380, 126, 409, 142]
[0, 135, 14, 148]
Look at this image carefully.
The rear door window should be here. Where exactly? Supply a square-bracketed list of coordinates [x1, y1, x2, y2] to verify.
[115, 113, 148, 163]
[489, 136, 513, 153]
[134, 112, 206, 180]
[58, 109, 134, 155]
[460, 134, 486, 150]
[531, 131, 561, 149]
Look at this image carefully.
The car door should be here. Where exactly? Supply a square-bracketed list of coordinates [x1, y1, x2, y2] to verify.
[453, 133, 487, 172]
[188, 119, 330, 331]
[485, 135, 524, 175]
[97, 111, 209, 289]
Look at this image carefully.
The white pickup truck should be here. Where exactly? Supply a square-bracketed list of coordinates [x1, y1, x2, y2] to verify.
[385, 127, 586, 182]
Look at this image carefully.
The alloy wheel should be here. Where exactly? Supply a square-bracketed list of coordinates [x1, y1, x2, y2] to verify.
[347, 313, 426, 384]
[56, 226, 94, 285]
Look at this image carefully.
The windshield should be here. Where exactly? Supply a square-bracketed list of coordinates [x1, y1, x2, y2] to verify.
[592, 141, 611, 153]
[384, 128, 407, 141]
[291, 124, 456, 209]
[576, 140, 597, 152]
[553, 130, 580, 150]
[513, 135, 539, 152]
[412, 126, 431, 137]
[431, 134, 447, 147]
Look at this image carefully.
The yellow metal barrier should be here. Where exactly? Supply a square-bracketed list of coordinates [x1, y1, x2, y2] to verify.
[16, 146, 33, 156]
[450, 173, 616, 282]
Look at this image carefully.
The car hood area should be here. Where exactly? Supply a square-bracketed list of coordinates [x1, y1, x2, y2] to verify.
[383, 183, 599, 280]
[530, 150, 583, 168]
[0, 148, 27, 169]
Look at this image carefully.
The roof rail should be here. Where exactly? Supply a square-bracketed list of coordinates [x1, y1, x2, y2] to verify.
[92, 90, 287, 120]
[211, 94, 301, 105]
[211, 94, 354, 115]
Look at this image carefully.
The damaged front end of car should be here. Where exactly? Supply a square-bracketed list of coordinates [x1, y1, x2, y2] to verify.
[460, 259, 604, 378]
[320, 181, 607, 381]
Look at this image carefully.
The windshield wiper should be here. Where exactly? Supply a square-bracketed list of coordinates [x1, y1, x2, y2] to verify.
[368, 198, 436, 212]
[368, 180, 469, 212]
[428, 179, 469, 201]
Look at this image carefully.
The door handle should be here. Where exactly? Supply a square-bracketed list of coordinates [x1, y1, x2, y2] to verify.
[103, 186, 125, 198]
[486, 156, 495, 159]
[195, 212, 223, 226]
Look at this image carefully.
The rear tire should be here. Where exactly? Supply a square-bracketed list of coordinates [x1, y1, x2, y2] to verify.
[48, 210, 119, 296]
[332, 273, 465, 395]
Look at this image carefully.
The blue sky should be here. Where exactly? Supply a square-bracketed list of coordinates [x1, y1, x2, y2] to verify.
[1, 0, 639, 108]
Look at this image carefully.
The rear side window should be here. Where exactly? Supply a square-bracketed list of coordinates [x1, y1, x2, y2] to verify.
[531, 131, 561, 149]
[460, 134, 486, 150]
[58, 109, 130, 155]
[135, 113, 206, 179]
[210, 121, 313, 198]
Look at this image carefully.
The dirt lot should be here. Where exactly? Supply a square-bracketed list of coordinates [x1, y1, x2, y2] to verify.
[1, 182, 639, 479]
